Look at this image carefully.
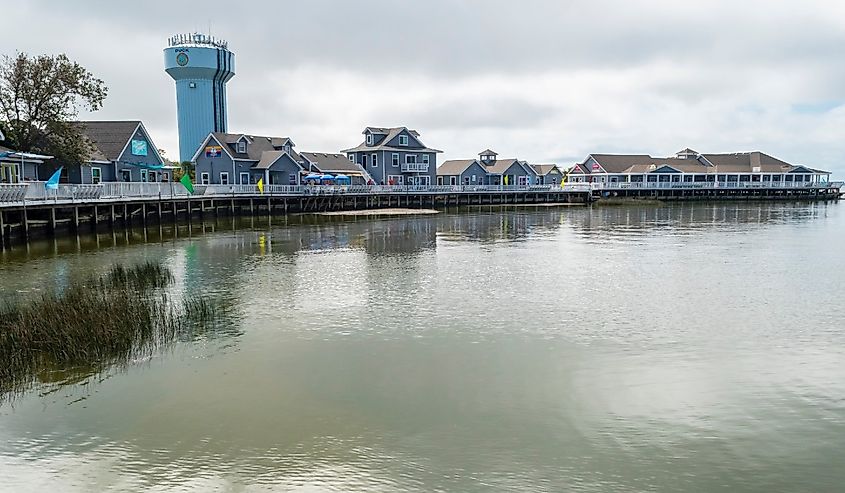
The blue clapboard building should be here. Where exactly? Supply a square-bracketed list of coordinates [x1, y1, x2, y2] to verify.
[164, 33, 235, 163]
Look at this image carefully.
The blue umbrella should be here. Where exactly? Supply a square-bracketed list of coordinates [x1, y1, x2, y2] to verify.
[319, 174, 334, 181]
[305, 173, 322, 180]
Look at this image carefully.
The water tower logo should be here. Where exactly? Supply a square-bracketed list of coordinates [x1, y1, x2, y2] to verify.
[176, 52, 189, 66]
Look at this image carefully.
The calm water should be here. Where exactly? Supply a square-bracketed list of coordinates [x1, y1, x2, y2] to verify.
[1, 203, 844, 492]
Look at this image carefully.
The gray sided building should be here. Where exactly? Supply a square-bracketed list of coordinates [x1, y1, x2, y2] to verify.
[575, 148, 831, 185]
[530, 164, 563, 185]
[1, 145, 52, 183]
[342, 127, 442, 185]
[38, 121, 167, 184]
[193, 133, 304, 185]
[437, 149, 540, 186]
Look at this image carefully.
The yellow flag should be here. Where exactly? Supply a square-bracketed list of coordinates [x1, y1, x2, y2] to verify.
[504, 175, 509, 185]
[257, 177, 264, 194]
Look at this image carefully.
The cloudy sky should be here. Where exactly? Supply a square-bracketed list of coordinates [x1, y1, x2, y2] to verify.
[3, 0, 844, 174]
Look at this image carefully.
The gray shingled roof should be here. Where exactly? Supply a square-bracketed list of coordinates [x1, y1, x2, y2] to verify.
[585, 151, 828, 174]
[211, 133, 300, 162]
[437, 159, 478, 175]
[72, 121, 142, 162]
[478, 149, 498, 156]
[300, 152, 366, 175]
[343, 126, 441, 153]
[530, 164, 561, 175]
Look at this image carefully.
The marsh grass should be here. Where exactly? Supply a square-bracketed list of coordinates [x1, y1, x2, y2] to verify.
[0, 262, 222, 398]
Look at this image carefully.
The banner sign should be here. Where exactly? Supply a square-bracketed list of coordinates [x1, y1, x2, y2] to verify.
[205, 146, 222, 158]
[131, 139, 148, 156]
[591, 163, 601, 171]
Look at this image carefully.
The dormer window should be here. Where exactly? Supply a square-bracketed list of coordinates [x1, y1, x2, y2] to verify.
[237, 141, 246, 153]
[398, 135, 408, 146]
[366, 133, 373, 145]
[284, 144, 291, 152]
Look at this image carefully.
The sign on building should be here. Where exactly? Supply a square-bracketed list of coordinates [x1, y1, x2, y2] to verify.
[205, 146, 222, 158]
[131, 139, 148, 156]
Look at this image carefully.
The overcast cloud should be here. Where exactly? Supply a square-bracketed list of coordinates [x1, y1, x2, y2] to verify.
[2, 0, 844, 173]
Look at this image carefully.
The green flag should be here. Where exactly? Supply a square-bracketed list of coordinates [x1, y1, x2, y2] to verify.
[180, 173, 194, 194]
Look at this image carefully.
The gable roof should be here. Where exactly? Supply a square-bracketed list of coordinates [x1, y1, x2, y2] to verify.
[437, 159, 479, 176]
[252, 150, 303, 170]
[530, 164, 560, 176]
[342, 126, 442, 153]
[72, 120, 148, 163]
[300, 151, 366, 175]
[479, 149, 498, 156]
[209, 132, 300, 162]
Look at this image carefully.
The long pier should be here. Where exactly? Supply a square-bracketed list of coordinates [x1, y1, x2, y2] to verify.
[0, 183, 590, 244]
[0, 180, 841, 245]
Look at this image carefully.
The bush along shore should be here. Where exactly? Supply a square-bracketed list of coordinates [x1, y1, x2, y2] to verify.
[0, 262, 223, 398]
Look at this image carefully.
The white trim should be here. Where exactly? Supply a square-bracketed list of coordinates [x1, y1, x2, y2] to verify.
[348, 154, 355, 162]
[405, 154, 417, 164]
[190, 133, 234, 162]
[449, 176, 457, 185]
[398, 134, 409, 146]
[366, 133, 373, 145]
[392, 153, 399, 167]
[239, 172, 250, 184]
[140, 169, 148, 182]
[236, 141, 246, 154]
[387, 174, 403, 185]
[372, 153, 378, 167]
[114, 122, 143, 164]
[91, 166, 102, 184]
[200, 172, 210, 185]
[220, 171, 229, 185]
[422, 154, 429, 165]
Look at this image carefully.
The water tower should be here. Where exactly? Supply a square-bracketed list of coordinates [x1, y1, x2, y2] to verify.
[164, 33, 235, 162]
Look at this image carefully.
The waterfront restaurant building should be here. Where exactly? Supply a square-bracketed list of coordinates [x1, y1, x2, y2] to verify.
[59, 121, 168, 184]
[437, 149, 540, 186]
[568, 148, 831, 185]
[342, 127, 442, 185]
[193, 132, 304, 185]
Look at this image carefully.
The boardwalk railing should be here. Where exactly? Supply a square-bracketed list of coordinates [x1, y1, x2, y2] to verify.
[591, 181, 843, 190]
[0, 182, 592, 204]
[0, 180, 839, 205]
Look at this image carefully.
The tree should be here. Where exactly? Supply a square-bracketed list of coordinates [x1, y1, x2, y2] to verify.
[0, 53, 107, 165]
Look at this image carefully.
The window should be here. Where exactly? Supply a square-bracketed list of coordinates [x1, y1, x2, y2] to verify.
[471, 175, 477, 183]
[422, 154, 429, 165]
[388, 174, 403, 185]
[450, 176, 457, 185]
[121, 170, 131, 182]
[349, 154, 355, 162]
[149, 171, 157, 182]
[240, 172, 250, 184]
[437, 176, 444, 185]
[201, 172, 210, 185]
[362, 155, 368, 167]
[220, 172, 229, 185]
[91, 167, 101, 184]
[237, 141, 246, 153]
[405, 154, 417, 164]
[392, 153, 399, 167]
[163, 173, 170, 182]
[140, 169, 148, 182]
[398, 135, 408, 146]
[366, 134, 373, 145]
[463, 176, 470, 185]
[289, 174, 297, 184]
[372, 153, 378, 167]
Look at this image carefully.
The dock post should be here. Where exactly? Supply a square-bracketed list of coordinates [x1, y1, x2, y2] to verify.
[22, 204, 29, 240]
[123, 203, 129, 227]
[0, 209, 5, 247]
[142, 203, 147, 228]
[93, 205, 99, 229]
[73, 206, 79, 232]
[110, 204, 116, 229]
[50, 208, 57, 235]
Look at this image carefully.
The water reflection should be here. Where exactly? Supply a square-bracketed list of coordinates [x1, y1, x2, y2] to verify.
[1, 204, 844, 492]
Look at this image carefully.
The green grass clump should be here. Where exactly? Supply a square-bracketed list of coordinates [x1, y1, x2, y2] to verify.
[0, 262, 221, 398]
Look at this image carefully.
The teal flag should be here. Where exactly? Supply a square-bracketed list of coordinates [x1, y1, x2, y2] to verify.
[45, 167, 63, 190]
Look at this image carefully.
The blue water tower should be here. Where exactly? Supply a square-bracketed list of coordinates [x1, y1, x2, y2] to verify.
[164, 33, 235, 163]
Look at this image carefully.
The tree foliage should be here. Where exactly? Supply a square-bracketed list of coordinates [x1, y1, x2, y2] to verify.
[0, 53, 108, 165]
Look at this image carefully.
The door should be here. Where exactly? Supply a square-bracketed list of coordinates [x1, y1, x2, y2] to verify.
[437, 176, 443, 185]
[240, 172, 250, 184]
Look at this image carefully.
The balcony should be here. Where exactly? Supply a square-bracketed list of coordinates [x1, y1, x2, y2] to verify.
[401, 162, 429, 173]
